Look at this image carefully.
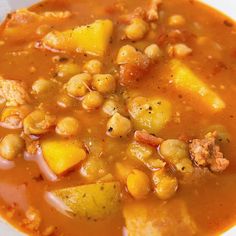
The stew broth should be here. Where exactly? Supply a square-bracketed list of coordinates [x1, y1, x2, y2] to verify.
[0, 0, 236, 235]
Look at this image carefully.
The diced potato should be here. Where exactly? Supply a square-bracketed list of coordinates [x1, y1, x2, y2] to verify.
[123, 200, 196, 236]
[41, 138, 86, 175]
[41, 20, 113, 56]
[169, 59, 225, 111]
[49, 182, 121, 220]
[128, 96, 172, 135]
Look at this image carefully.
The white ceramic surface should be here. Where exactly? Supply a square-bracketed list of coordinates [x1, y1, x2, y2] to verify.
[0, 0, 235, 235]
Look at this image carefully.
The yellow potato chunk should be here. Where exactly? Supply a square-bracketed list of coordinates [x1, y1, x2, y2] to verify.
[128, 97, 172, 135]
[41, 138, 86, 175]
[41, 20, 113, 56]
[123, 200, 196, 236]
[50, 182, 121, 220]
[169, 59, 225, 111]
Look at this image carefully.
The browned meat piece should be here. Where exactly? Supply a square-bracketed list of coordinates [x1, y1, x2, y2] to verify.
[118, 7, 147, 24]
[147, 0, 162, 21]
[0, 78, 30, 106]
[134, 130, 163, 147]
[189, 132, 229, 172]
[119, 57, 150, 87]
[22, 207, 41, 231]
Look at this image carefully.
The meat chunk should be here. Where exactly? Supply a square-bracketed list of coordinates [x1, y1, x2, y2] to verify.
[134, 130, 163, 147]
[189, 132, 229, 172]
[0, 78, 29, 106]
[117, 45, 150, 86]
[120, 62, 150, 86]
[22, 207, 41, 231]
[147, 0, 162, 22]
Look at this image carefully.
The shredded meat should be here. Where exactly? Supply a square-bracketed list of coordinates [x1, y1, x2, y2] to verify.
[0, 78, 29, 106]
[22, 207, 41, 232]
[134, 130, 163, 147]
[189, 132, 229, 172]
[147, 0, 162, 21]
[118, 7, 146, 24]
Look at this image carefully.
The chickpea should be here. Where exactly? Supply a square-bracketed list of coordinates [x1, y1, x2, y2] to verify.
[168, 15, 186, 27]
[80, 157, 108, 181]
[92, 74, 116, 94]
[167, 44, 192, 58]
[127, 142, 153, 161]
[56, 117, 80, 137]
[1, 105, 32, 129]
[160, 139, 193, 173]
[82, 91, 104, 111]
[56, 63, 80, 78]
[56, 94, 76, 108]
[144, 44, 162, 61]
[66, 73, 92, 97]
[153, 169, 178, 200]
[106, 113, 132, 137]
[127, 169, 150, 199]
[125, 18, 148, 41]
[102, 99, 119, 116]
[116, 45, 137, 65]
[83, 59, 103, 74]
[32, 78, 54, 94]
[0, 134, 24, 160]
[23, 110, 56, 135]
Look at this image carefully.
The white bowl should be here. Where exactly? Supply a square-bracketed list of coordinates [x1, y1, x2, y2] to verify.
[0, 0, 235, 235]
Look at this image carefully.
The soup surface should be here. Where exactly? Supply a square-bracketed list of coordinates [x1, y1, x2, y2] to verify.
[0, 0, 236, 235]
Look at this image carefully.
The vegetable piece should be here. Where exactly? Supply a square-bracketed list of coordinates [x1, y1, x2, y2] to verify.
[80, 157, 108, 181]
[82, 91, 104, 111]
[128, 96, 172, 135]
[152, 169, 178, 200]
[160, 139, 193, 173]
[123, 199, 196, 236]
[127, 169, 150, 199]
[40, 20, 113, 56]
[66, 73, 91, 97]
[116, 45, 147, 65]
[0, 105, 32, 129]
[106, 113, 132, 137]
[41, 138, 86, 175]
[115, 162, 134, 183]
[169, 59, 225, 111]
[125, 18, 148, 41]
[23, 110, 56, 135]
[56, 63, 81, 78]
[144, 44, 162, 61]
[56, 117, 80, 137]
[127, 142, 165, 170]
[83, 59, 103, 74]
[49, 182, 121, 219]
[168, 15, 186, 27]
[92, 74, 116, 94]
[167, 44, 192, 58]
[0, 134, 24, 160]
[32, 79, 54, 95]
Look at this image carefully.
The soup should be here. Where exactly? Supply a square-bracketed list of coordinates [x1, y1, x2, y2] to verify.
[0, 0, 236, 235]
